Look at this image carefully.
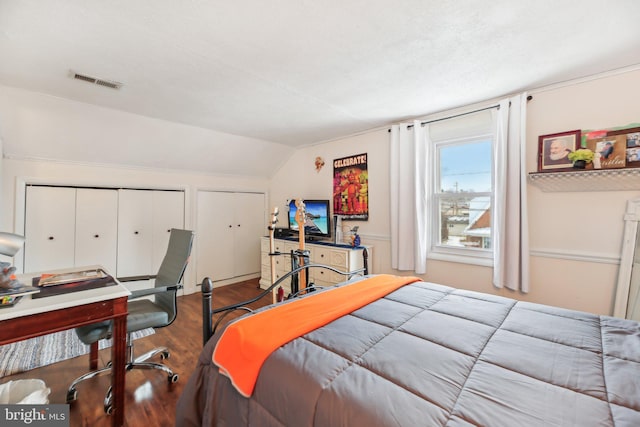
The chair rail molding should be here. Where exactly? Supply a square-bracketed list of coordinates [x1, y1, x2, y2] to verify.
[529, 248, 620, 265]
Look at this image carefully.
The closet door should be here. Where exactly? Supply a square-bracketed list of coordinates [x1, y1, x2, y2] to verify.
[151, 191, 185, 273]
[24, 186, 76, 272]
[197, 191, 236, 283]
[117, 189, 153, 278]
[75, 188, 118, 274]
[196, 191, 264, 284]
[234, 192, 265, 277]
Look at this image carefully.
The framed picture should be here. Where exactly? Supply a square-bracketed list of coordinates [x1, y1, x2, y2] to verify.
[538, 130, 580, 172]
[333, 153, 368, 220]
[606, 127, 640, 168]
[585, 135, 627, 169]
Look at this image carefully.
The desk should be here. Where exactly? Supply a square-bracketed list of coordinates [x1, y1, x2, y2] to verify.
[0, 266, 130, 427]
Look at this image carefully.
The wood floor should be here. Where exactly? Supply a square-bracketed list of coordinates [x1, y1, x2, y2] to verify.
[2, 278, 269, 427]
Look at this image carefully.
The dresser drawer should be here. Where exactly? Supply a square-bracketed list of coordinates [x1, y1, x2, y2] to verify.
[261, 252, 270, 267]
[312, 246, 348, 269]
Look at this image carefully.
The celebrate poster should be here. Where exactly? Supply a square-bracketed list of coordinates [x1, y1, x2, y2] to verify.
[333, 153, 368, 220]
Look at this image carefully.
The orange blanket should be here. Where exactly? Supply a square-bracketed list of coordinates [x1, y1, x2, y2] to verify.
[212, 274, 420, 397]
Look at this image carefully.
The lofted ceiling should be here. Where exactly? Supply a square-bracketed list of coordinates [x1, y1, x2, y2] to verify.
[1, 1, 640, 174]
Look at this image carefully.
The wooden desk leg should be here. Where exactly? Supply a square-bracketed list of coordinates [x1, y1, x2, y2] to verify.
[111, 310, 127, 427]
[89, 342, 99, 370]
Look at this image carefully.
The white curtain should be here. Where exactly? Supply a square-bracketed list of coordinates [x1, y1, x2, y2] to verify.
[390, 120, 429, 274]
[492, 94, 530, 292]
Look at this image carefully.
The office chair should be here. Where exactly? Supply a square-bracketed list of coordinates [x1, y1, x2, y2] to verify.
[67, 228, 194, 414]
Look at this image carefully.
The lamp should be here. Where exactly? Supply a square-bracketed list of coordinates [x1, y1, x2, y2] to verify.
[0, 232, 25, 290]
[0, 232, 25, 257]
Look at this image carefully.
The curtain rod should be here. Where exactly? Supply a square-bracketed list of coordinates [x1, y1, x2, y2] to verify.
[389, 95, 533, 131]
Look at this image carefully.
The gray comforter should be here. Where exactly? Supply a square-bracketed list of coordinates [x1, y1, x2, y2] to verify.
[176, 279, 640, 426]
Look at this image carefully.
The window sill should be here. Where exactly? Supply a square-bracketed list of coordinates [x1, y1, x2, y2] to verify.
[528, 168, 640, 192]
[427, 251, 493, 267]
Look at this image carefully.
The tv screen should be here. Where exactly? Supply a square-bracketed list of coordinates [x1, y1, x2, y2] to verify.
[288, 199, 331, 239]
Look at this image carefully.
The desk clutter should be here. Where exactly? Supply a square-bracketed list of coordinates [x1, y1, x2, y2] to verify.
[31, 268, 116, 299]
[0, 261, 40, 307]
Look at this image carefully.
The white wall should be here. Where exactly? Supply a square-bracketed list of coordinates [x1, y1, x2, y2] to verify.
[269, 129, 391, 270]
[269, 67, 640, 315]
[525, 68, 640, 314]
[0, 85, 294, 177]
[3, 69, 639, 313]
[0, 86, 281, 294]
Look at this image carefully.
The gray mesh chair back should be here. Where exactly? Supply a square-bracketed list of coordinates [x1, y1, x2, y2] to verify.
[154, 228, 194, 319]
[67, 228, 194, 414]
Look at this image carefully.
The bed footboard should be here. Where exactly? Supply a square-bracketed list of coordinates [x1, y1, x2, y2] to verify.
[201, 248, 368, 344]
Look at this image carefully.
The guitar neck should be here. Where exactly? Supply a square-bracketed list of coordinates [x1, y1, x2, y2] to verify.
[295, 200, 306, 253]
[298, 223, 305, 252]
[268, 207, 279, 302]
[294, 200, 307, 290]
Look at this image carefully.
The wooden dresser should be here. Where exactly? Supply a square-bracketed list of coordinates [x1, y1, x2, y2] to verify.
[259, 237, 372, 294]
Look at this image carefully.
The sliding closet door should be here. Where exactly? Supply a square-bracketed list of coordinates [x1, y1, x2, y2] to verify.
[196, 191, 264, 284]
[197, 191, 236, 282]
[23, 185, 184, 280]
[117, 189, 153, 278]
[75, 188, 118, 274]
[234, 192, 265, 277]
[24, 186, 76, 272]
[151, 191, 185, 273]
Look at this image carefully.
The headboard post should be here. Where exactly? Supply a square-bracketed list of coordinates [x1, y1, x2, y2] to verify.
[202, 277, 214, 346]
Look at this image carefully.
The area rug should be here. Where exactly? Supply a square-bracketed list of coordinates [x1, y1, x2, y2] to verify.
[0, 328, 154, 378]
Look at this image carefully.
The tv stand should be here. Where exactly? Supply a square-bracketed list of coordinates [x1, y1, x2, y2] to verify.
[259, 237, 373, 294]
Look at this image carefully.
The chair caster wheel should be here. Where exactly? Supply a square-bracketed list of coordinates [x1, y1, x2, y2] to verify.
[161, 351, 170, 360]
[66, 389, 77, 403]
[169, 374, 179, 384]
[104, 386, 113, 414]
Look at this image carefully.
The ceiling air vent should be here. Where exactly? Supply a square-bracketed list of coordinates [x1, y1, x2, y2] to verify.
[71, 71, 123, 90]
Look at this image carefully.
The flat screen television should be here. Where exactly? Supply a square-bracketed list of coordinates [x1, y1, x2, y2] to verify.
[288, 199, 331, 240]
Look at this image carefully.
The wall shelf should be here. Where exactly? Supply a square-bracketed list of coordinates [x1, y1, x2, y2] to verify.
[528, 168, 640, 192]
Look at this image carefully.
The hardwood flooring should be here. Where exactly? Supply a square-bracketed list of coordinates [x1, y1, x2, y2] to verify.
[2, 278, 269, 427]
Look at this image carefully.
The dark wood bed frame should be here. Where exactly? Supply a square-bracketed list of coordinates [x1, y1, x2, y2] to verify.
[200, 248, 368, 344]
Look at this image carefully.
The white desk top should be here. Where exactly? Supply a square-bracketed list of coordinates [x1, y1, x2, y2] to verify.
[0, 265, 131, 322]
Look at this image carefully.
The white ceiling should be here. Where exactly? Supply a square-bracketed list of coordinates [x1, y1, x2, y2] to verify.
[1, 1, 640, 155]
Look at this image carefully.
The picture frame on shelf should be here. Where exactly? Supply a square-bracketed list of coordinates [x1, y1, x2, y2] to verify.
[606, 127, 640, 168]
[584, 135, 626, 170]
[537, 129, 580, 172]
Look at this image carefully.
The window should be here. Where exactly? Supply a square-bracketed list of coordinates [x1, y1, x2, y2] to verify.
[427, 110, 495, 266]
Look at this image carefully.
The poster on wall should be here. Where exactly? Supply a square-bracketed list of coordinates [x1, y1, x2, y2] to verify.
[333, 153, 368, 220]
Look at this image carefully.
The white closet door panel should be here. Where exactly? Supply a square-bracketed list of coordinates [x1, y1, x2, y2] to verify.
[233, 192, 264, 277]
[75, 188, 118, 274]
[24, 186, 76, 272]
[117, 189, 153, 278]
[196, 191, 235, 283]
[151, 191, 185, 273]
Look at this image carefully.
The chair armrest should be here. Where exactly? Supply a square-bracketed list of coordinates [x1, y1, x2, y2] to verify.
[129, 284, 182, 299]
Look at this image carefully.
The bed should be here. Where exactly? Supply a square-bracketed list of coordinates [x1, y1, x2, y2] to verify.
[176, 262, 640, 426]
